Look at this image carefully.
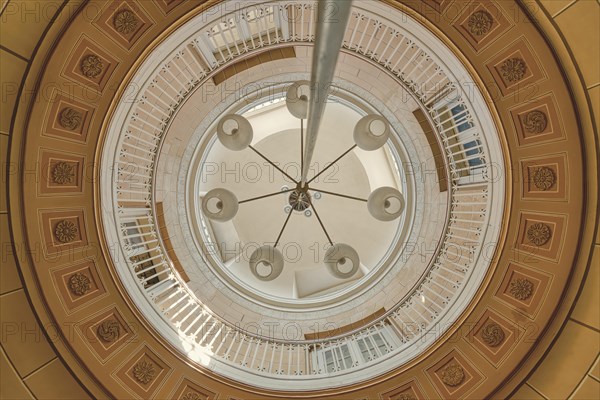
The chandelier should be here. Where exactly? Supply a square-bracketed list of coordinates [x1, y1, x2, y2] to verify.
[201, 82, 405, 281]
[200, 0, 405, 282]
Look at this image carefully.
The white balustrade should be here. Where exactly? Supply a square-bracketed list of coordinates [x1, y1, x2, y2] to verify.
[105, 0, 498, 383]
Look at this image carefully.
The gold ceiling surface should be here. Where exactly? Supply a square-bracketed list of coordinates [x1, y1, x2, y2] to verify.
[2, 0, 598, 399]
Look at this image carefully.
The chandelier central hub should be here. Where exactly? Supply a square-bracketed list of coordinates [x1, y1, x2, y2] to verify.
[289, 186, 311, 212]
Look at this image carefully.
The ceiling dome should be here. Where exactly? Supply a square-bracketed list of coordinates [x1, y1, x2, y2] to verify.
[99, 0, 506, 390]
[3, 0, 597, 399]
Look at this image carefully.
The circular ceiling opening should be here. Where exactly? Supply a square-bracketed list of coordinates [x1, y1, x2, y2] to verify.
[99, 0, 506, 391]
[192, 93, 412, 304]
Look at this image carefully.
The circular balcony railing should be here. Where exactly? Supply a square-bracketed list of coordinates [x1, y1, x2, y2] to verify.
[100, 0, 505, 390]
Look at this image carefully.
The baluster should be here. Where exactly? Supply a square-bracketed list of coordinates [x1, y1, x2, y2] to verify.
[139, 269, 170, 285]
[250, 339, 261, 370]
[179, 305, 201, 332]
[355, 16, 373, 54]
[391, 40, 413, 72]
[241, 337, 253, 367]
[138, 99, 170, 122]
[224, 331, 239, 360]
[159, 65, 187, 95]
[169, 298, 193, 320]
[206, 324, 223, 349]
[214, 327, 231, 355]
[148, 279, 178, 299]
[287, 344, 293, 375]
[300, 4, 305, 41]
[412, 59, 436, 84]
[134, 106, 168, 127]
[289, 4, 297, 40]
[129, 121, 163, 139]
[136, 261, 169, 276]
[430, 269, 460, 287]
[268, 343, 277, 373]
[199, 319, 218, 346]
[232, 334, 246, 364]
[182, 310, 205, 335]
[186, 44, 211, 76]
[122, 139, 157, 154]
[370, 25, 388, 60]
[215, 22, 234, 60]
[424, 280, 452, 300]
[160, 290, 187, 313]
[296, 344, 301, 375]
[304, 344, 310, 375]
[363, 21, 382, 56]
[276, 5, 289, 41]
[277, 342, 285, 374]
[172, 54, 196, 86]
[149, 79, 180, 105]
[190, 312, 210, 338]
[117, 207, 151, 216]
[260, 7, 272, 45]
[383, 33, 405, 69]
[259, 340, 269, 371]
[192, 36, 219, 69]
[142, 89, 173, 111]
[153, 72, 183, 101]
[402, 51, 427, 80]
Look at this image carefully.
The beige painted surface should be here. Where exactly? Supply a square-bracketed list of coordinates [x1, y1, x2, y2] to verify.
[0, 347, 34, 400]
[0, 0, 597, 398]
[0, 49, 27, 134]
[0, 290, 56, 377]
[528, 321, 599, 399]
[0, 0, 59, 59]
[511, 383, 546, 400]
[571, 245, 600, 329]
[0, 2, 93, 398]
[510, 2, 600, 399]
[23, 358, 91, 400]
[0, 133, 8, 212]
[554, 0, 600, 88]
[0, 213, 22, 294]
[538, 0, 577, 17]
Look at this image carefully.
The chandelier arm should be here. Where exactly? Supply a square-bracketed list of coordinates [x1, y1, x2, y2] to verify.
[301, 0, 353, 186]
[249, 145, 298, 184]
[239, 189, 296, 205]
[307, 144, 357, 185]
[274, 208, 294, 248]
[307, 196, 333, 245]
[309, 188, 367, 203]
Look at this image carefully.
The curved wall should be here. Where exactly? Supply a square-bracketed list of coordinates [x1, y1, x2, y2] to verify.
[0, 0, 598, 399]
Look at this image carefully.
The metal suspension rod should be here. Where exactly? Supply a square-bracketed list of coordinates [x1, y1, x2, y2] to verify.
[249, 145, 298, 183]
[274, 209, 294, 248]
[309, 188, 367, 203]
[307, 144, 357, 184]
[307, 196, 333, 245]
[239, 189, 295, 204]
[301, 0, 353, 186]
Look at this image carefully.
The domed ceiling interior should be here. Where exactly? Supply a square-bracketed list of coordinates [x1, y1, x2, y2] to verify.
[1, 0, 598, 399]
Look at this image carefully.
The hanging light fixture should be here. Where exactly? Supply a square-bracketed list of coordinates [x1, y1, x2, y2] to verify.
[217, 114, 253, 151]
[201, 188, 239, 222]
[367, 187, 405, 221]
[353, 114, 391, 151]
[249, 245, 285, 281]
[324, 243, 360, 279]
[286, 80, 311, 119]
